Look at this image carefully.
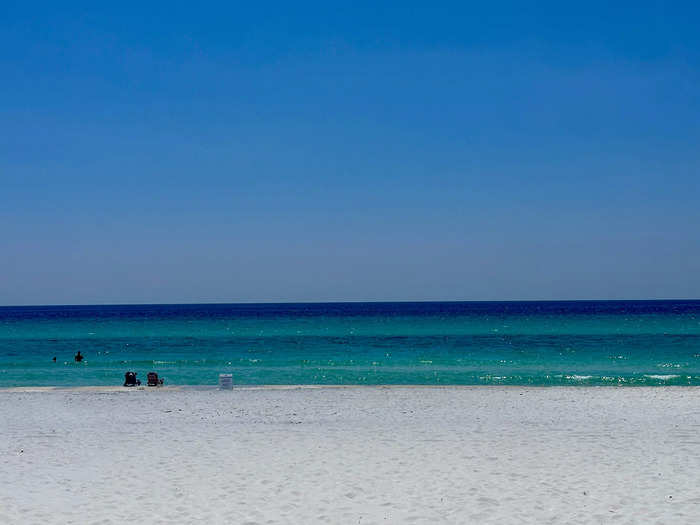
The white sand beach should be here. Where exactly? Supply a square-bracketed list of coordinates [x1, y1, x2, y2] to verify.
[2, 386, 700, 524]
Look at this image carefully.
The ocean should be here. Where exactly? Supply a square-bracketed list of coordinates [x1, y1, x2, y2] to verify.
[1, 301, 699, 387]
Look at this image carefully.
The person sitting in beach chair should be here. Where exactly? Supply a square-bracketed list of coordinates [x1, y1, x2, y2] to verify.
[123, 371, 140, 387]
[147, 372, 164, 387]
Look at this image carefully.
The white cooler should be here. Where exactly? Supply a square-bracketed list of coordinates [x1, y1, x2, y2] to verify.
[219, 373, 233, 390]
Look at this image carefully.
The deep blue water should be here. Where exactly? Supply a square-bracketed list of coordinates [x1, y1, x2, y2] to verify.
[1, 301, 699, 386]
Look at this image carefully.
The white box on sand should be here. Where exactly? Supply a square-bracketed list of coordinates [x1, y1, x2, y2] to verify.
[219, 373, 233, 390]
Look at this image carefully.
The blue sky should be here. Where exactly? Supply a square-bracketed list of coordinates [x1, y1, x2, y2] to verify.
[2, 2, 699, 304]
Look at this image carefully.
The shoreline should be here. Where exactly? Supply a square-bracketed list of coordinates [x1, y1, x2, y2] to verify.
[4, 383, 700, 392]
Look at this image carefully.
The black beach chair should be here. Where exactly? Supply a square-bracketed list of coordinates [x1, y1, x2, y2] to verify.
[123, 371, 140, 387]
[147, 372, 164, 387]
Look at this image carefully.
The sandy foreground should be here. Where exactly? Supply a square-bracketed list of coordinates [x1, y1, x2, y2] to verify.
[2, 386, 700, 524]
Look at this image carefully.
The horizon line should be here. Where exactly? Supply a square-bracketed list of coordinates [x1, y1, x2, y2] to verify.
[1, 298, 699, 308]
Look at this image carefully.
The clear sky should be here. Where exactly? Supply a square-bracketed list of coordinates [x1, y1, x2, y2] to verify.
[2, 2, 699, 305]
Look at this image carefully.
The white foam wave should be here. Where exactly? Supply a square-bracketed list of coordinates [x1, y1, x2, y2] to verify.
[565, 375, 593, 381]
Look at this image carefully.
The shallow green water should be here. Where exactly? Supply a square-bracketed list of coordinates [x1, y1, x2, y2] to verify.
[1, 301, 699, 386]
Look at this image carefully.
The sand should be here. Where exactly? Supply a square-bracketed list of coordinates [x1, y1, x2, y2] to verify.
[2, 386, 700, 524]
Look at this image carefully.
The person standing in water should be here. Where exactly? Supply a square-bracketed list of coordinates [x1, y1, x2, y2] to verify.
[74, 351, 83, 362]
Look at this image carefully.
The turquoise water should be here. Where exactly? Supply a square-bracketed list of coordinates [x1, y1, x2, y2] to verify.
[1, 301, 699, 386]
